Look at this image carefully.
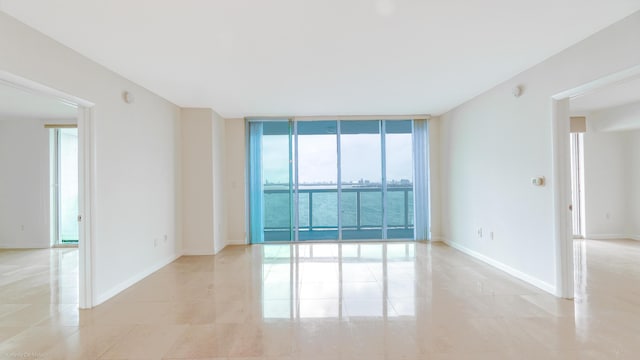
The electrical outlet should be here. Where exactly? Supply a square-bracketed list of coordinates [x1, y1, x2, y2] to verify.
[477, 228, 483, 238]
[163, 234, 168, 243]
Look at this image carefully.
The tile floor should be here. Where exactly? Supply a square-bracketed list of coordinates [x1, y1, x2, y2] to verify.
[0, 240, 639, 359]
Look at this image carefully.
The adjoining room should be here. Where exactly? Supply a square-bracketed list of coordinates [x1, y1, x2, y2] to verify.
[569, 76, 640, 312]
[0, 82, 79, 328]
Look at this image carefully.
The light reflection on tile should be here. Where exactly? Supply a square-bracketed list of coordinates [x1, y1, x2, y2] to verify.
[262, 299, 292, 319]
[257, 243, 419, 320]
[299, 282, 339, 300]
[3, 240, 640, 358]
[389, 297, 416, 316]
[298, 299, 341, 319]
[342, 299, 386, 318]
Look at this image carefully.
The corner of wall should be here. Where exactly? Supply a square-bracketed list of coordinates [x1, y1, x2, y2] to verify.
[223, 118, 247, 247]
[180, 108, 215, 255]
[180, 108, 232, 256]
[95, 252, 181, 306]
[174, 106, 184, 257]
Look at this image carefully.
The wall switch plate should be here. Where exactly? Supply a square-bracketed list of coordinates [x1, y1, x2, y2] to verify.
[531, 177, 545, 186]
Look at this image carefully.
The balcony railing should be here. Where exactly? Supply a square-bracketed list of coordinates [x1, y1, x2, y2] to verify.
[263, 185, 414, 241]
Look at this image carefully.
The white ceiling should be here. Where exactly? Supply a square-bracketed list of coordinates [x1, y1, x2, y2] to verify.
[2, 1, 639, 118]
[0, 83, 77, 120]
[571, 76, 640, 113]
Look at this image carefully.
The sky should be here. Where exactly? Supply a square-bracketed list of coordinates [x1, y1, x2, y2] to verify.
[262, 133, 412, 184]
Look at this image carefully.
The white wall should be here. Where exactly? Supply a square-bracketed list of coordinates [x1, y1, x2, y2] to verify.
[631, 132, 640, 237]
[212, 111, 227, 253]
[583, 131, 629, 237]
[0, 118, 49, 248]
[0, 12, 182, 305]
[583, 129, 640, 240]
[589, 101, 640, 132]
[181, 109, 214, 254]
[181, 108, 227, 254]
[581, 100, 640, 240]
[438, 11, 640, 294]
[224, 118, 247, 245]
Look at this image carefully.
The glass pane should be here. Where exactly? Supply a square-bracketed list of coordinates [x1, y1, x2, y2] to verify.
[264, 192, 290, 229]
[297, 121, 337, 241]
[340, 121, 382, 240]
[311, 192, 338, 227]
[360, 191, 382, 226]
[340, 192, 357, 228]
[262, 122, 293, 242]
[386, 190, 407, 226]
[408, 190, 414, 226]
[298, 193, 309, 229]
[59, 129, 78, 243]
[385, 120, 414, 239]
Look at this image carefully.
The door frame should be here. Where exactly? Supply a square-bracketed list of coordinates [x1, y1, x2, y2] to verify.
[0, 71, 96, 309]
[569, 132, 585, 239]
[551, 64, 640, 299]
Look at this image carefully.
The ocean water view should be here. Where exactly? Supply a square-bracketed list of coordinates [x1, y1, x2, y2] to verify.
[263, 184, 413, 231]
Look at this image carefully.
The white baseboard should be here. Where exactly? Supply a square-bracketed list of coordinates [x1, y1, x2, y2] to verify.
[182, 249, 216, 255]
[183, 241, 236, 256]
[585, 234, 640, 241]
[213, 243, 225, 255]
[443, 239, 556, 296]
[94, 252, 181, 306]
[183, 239, 233, 256]
[226, 239, 247, 246]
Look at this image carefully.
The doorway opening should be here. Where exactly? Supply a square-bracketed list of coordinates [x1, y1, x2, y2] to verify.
[552, 64, 640, 299]
[570, 77, 640, 243]
[0, 71, 95, 308]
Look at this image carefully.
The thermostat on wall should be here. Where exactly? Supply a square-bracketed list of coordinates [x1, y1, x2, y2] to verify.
[531, 177, 545, 186]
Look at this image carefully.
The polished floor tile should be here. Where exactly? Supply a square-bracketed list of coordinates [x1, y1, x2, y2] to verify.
[1, 240, 640, 358]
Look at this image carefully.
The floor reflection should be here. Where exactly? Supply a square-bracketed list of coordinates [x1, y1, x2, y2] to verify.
[261, 243, 418, 319]
[5, 240, 640, 358]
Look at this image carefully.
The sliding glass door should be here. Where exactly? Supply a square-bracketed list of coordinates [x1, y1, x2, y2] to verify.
[385, 121, 414, 239]
[249, 119, 425, 243]
[250, 121, 294, 242]
[340, 121, 383, 240]
[51, 128, 79, 245]
[297, 121, 339, 240]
